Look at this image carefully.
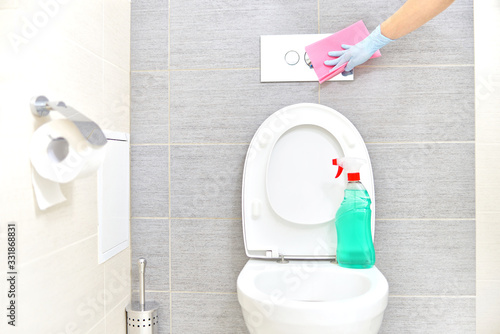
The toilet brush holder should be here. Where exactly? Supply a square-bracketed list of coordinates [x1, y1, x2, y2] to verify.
[126, 258, 159, 334]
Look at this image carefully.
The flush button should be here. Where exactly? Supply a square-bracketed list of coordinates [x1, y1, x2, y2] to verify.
[284, 50, 300, 65]
[304, 52, 313, 68]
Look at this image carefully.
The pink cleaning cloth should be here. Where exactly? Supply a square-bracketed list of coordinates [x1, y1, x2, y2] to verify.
[305, 20, 382, 84]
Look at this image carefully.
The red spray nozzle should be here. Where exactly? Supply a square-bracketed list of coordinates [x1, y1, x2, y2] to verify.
[332, 159, 344, 178]
[332, 157, 366, 181]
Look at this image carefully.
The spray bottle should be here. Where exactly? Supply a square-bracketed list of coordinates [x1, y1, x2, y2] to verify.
[332, 158, 375, 269]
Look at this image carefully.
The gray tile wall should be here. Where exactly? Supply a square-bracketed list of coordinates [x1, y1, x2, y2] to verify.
[131, 0, 475, 333]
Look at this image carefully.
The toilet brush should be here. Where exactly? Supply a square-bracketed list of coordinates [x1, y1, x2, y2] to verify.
[126, 258, 159, 334]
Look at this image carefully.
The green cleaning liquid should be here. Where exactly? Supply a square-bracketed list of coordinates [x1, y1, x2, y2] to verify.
[335, 181, 375, 269]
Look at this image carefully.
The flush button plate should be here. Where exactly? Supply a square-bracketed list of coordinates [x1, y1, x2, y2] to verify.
[260, 34, 354, 82]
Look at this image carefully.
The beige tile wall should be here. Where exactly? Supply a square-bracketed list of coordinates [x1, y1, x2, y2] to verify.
[0, 1, 130, 333]
[475, 0, 500, 332]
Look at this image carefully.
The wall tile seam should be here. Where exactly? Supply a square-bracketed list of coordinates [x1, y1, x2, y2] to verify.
[19, 233, 98, 268]
[132, 217, 475, 221]
[357, 64, 474, 68]
[167, 58, 172, 237]
[132, 291, 476, 298]
[167, 0, 171, 70]
[131, 8, 168, 13]
[131, 290, 238, 295]
[103, 57, 130, 75]
[317, 0, 320, 34]
[130, 141, 475, 146]
[132, 217, 240, 220]
[130, 64, 473, 73]
[102, 244, 107, 334]
[376, 218, 475, 221]
[101, 0, 105, 75]
[105, 294, 131, 316]
[167, 3, 173, 324]
[130, 68, 259, 73]
[171, 291, 238, 295]
[366, 141, 474, 145]
[87, 316, 106, 333]
[388, 295, 476, 298]
[131, 143, 249, 146]
[65, 35, 103, 63]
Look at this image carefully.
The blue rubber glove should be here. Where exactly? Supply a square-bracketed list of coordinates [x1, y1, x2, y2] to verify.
[324, 25, 393, 75]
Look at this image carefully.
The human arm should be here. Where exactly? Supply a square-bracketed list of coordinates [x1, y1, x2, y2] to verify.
[324, 0, 455, 74]
[381, 0, 455, 39]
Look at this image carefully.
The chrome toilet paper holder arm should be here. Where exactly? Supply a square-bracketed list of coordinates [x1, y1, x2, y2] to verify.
[30, 95, 107, 146]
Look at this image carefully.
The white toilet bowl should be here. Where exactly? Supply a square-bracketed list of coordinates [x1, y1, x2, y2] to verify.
[238, 259, 388, 334]
[237, 103, 389, 334]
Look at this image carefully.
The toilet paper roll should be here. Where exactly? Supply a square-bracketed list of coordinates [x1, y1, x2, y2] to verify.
[30, 119, 107, 183]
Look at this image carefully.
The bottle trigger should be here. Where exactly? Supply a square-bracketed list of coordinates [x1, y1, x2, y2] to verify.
[332, 159, 344, 178]
[335, 166, 344, 178]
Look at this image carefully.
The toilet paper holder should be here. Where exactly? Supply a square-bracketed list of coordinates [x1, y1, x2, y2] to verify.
[30, 95, 107, 146]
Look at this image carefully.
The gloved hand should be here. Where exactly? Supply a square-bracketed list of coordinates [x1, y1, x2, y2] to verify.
[324, 25, 393, 75]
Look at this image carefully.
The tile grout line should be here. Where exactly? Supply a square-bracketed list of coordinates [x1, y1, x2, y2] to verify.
[377, 218, 475, 221]
[18, 233, 97, 268]
[131, 143, 249, 146]
[167, 0, 173, 331]
[169, 218, 173, 332]
[317, 0, 321, 111]
[132, 217, 241, 220]
[389, 295, 476, 298]
[367, 141, 475, 145]
[65, 33, 129, 73]
[168, 74, 172, 218]
[318, 84, 321, 104]
[317, 0, 320, 34]
[132, 290, 238, 295]
[103, 57, 130, 74]
[101, 4, 106, 332]
[172, 291, 238, 295]
[473, 0, 479, 309]
[103, 254, 108, 333]
[108, 294, 131, 313]
[134, 290, 475, 298]
[167, 2, 171, 71]
[86, 317, 106, 333]
[130, 64, 474, 74]
[317, 0, 321, 114]
[130, 141, 474, 146]
[358, 64, 474, 68]
[131, 67, 260, 73]
[131, 217, 472, 221]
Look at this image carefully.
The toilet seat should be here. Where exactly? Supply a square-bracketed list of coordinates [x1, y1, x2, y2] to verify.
[242, 103, 375, 259]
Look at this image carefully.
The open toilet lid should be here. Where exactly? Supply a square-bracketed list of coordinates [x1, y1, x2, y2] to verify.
[241, 103, 375, 259]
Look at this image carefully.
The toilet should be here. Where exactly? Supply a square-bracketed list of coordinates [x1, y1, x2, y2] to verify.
[237, 103, 389, 334]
